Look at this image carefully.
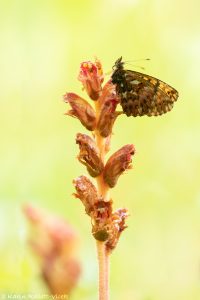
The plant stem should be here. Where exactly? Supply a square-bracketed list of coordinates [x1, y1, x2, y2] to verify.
[94, 101, 110, 300]
[96, 241, 110, 300]
[105, 248, 110, 299]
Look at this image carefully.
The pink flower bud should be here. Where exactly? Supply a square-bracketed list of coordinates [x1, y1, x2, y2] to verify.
[76, 133, 104, 177]
[63, 92, 96, 131]
[73, 175, 99, 214]
[103, 144, 135, 188]
[78, 59, 104, 100]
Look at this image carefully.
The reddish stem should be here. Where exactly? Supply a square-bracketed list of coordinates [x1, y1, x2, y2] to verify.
[96, 241, 110, 300]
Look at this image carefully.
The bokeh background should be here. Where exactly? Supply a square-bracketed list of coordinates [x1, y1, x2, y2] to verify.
[0, 0, 200, 299]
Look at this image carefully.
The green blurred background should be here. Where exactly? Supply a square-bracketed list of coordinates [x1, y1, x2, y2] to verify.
[0, 0, 200, 299]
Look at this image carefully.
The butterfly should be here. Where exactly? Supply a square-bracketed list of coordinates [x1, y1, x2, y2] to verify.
[111, 56, 179, 117]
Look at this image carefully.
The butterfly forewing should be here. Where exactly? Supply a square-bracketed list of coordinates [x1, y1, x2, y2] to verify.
[111, 57, 179, 117]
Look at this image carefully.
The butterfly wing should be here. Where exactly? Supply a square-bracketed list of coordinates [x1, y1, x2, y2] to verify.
[115, 69, 179, 117]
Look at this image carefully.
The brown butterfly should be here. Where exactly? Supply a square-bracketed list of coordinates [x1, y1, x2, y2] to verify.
[111, 56, 179, 117]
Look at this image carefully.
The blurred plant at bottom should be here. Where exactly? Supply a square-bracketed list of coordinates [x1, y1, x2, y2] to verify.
[23, 203, 81, 296]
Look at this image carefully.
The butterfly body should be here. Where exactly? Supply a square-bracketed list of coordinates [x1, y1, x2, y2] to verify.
[111, 56, 179, 117]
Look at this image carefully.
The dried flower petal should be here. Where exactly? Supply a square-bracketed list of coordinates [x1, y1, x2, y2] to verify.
[73, 175, 98, 214]
[92, 200, 113, 222]
[78, 59, 104, 100]
[76, 133, 104, 177]
[106, 208, 129, 251]
[97, 82, 122, 137]
[92, 200, 113, 242]
[98, 80, 118, 106]
[63, 92, 96, 131]
[97, 99, 121, 137]
[103, 144, 135, 188]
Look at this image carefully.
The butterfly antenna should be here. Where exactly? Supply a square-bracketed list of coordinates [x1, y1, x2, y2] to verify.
[124, 62, 147, 70]
[124, 58, 150, 63]
[133, 65, 146, 70]
[124, 58, 150, 71]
